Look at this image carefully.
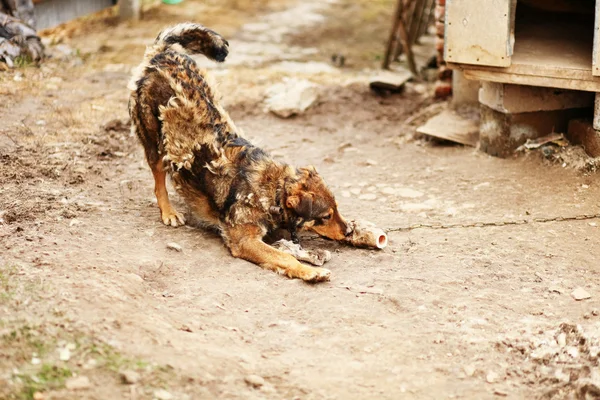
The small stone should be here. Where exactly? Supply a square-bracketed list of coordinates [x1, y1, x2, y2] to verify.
[557, 332, 567, 347]
[341, 190, 351, 198]
[65, 376, 90, 390]
[486, 371, 498, 383]
[244, 374, 265, 388]
[358, 193, 377, 201]
[494, 389, 508, 397]
[381, 187, 396, 195]
[593, 309, 599, 316]
[566, 346, 580, 358]
[33, 393, 45, 400]
[31, 357, 41, 365]
[166, 242, 182, 252]
[365, 159, 378, 166]
[350, 188, 361, 195]
[264, 79, 319, 118]
[571, 287, 591, 301]
[69, 219, 81, 227]
[59, 347, 71, 361]
[463, 365, 476, 377]
[153, 389, 173, 400]
[120, 370, 140, 385]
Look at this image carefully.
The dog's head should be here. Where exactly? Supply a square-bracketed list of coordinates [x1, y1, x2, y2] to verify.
[285, 166, 351, 241]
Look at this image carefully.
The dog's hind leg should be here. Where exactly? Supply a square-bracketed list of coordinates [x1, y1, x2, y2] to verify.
[151, 160, 186, 227]
[226, 225, 331, 282]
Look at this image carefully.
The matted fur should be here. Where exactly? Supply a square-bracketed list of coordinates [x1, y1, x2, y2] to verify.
[129, 23, 351, 282]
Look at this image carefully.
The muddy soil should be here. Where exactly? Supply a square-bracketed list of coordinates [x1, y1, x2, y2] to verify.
[2, 1, 600, 399]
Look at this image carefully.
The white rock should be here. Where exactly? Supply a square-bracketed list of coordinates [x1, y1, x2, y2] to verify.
[566, 346, 580, 358]
[264, 79, 319, 118]
[59, 347, 71, 361]
[381, 187, 396, 195]
[167, 242, 183, 252]
[245, 374, 265, 388]
[341, 191, 351, 198]
[571, 287, 591, 301]
[65, 376, 90, 390]
[153, 389, 173, 400]
[463, 365, 476, 377]
[350, 188, 361, 195]
[120, 370, 140, 384]
[486, 371, 498, 383]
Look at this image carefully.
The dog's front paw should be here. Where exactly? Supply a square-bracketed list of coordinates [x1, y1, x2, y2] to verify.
[303, 267, 331, 283]
[161, 209, 186, 227]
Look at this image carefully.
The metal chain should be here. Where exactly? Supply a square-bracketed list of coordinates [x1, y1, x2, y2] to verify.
[385, 213, 600, 233]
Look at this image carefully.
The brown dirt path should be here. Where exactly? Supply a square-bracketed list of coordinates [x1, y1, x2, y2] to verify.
[2, 1, 600, 399]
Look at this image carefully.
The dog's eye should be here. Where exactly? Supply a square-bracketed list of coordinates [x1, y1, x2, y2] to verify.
[322, 214, 332, 221]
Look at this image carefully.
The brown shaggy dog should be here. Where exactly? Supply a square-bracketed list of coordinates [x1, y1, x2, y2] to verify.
[128, 23, 352, 282]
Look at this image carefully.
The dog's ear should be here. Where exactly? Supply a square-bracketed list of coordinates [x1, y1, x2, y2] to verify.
[286, 193, 314, 219]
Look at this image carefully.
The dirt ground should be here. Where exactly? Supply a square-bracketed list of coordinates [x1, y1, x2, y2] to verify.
[2, 0, 600, 399]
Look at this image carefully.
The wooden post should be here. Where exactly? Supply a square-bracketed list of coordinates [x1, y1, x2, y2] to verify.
[119, 0, 140, 20]
[382, 0, 405, 70]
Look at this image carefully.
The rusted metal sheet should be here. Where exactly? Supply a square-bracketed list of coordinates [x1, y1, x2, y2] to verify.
[444, 0, 512, 67]
[34, 0, 115, 30]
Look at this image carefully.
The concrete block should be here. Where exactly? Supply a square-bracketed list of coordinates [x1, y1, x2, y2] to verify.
[480, 105, 589, 158]
[479, 82, 594, 114]
[567, 119, 600, 157]
[452, 70, 479, 106]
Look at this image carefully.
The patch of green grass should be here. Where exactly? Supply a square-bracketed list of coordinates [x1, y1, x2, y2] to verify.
[13, 55, 34, 68]
[16, 364, 72, 400]
[0, 265, 18, 302]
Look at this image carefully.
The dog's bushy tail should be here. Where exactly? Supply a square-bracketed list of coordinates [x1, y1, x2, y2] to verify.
[151, 22, 229, 62]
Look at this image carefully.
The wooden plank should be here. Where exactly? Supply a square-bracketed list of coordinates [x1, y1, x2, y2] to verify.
[594, 0, 600, 76]
[444, 0, 512, 67]
[33, 0, 115, 30]
[417, 109, 479, 147]
[461, 69, 600, 93]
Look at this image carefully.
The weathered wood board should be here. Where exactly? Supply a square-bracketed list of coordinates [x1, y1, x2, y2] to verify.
[444, 0, 512, 67]
[34, 0, 115, 30]
[594, 0, 600, 76]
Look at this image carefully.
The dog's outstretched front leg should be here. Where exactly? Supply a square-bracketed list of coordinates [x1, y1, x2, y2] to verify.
[226, 225, 331, 282]
[272, 239, 332, 266]
[151, 160, 186, 227]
